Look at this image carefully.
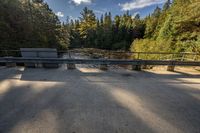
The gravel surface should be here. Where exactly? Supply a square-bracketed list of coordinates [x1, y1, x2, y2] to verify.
[0, 66, 200, 133]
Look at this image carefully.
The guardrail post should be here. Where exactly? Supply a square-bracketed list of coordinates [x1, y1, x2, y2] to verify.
[5, 57, 16, 67]
[167, 65, 175, 71]
[132, 65, 141, 71]
[167, 61, 175, 71]
[67, 51, 76, 69]
[67, 63, 76, 70]
[142, 65, 147, 69]
[100, 64, 108, 71]
[131, 60, 142, 71]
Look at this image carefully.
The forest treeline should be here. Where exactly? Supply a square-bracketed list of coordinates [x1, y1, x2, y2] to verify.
[0, 0, 69, 50]
[0, 0, 200, 53]
[66, 7, 145, 50]
[131, 0, 200, 53]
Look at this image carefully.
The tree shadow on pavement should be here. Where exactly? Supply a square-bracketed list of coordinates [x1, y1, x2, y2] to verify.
[0, 68, 155, 133]
[0, 67, 200, 133]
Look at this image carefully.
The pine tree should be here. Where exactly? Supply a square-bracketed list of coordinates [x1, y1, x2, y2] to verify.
[163, 0, 171, 11]
[0, 0, 69, 50]
[79, 7, 97, 47]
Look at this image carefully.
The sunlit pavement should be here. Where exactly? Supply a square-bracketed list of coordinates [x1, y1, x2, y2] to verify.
[0, 66, 200, 133]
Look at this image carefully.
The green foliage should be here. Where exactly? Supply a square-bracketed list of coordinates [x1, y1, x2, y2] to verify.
[112, 41, 128, 50]
[131, 0, 200, 54]
[0, 0, 69, 50]
[68, 7, 145, 50]
[163, 0, 171, 11]
[144, 7, 161, 38]
[2, 0, 198, 54]
[79, 7, 97, 40]
[131, 39, 172, 52]
[157, 15, 173, 39]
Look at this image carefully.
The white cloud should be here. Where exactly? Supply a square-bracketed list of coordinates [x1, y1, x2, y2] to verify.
[71, 0, 92, 5]
[56, 12, 64, 17]
[119, 0, 166, 11]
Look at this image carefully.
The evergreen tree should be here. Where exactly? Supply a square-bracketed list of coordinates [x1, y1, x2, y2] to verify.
[131, 0, 200, 54]
[78, 7, 96, 47]
[163, 0, 171, 11]
[0, 0, 69, 50]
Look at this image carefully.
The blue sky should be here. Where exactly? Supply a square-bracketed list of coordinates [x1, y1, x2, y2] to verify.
[44, 0, 166, 22]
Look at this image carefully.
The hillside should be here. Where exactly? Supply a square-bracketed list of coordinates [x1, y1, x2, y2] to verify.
[131, 0, 200, 53]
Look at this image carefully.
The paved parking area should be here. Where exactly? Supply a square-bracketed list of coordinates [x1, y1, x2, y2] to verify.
[0, 67, 200, 133]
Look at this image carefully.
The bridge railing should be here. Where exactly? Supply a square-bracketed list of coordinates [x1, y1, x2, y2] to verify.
[0, 57, 200, 71]
[66, 50, 200, 61]
[0, 50, 200, 61]
[1, 49, 200, 71]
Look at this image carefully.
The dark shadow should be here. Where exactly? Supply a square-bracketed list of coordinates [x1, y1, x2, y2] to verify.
[0, 67, 24, 80]
[145, 70, 200, 81]
[174, 70, 200, 76]
[20, 67, 139, 83]
[106, 70, 200, 133]
[0, 67, 200, 132]
[0, 68, 155, 133]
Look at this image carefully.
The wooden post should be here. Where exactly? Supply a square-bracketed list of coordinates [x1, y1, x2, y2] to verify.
[193, 54, 197, 61]
[100, 64, 108, 71]
[181, 53, 185, 61]
[137, 53, 140, 59]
